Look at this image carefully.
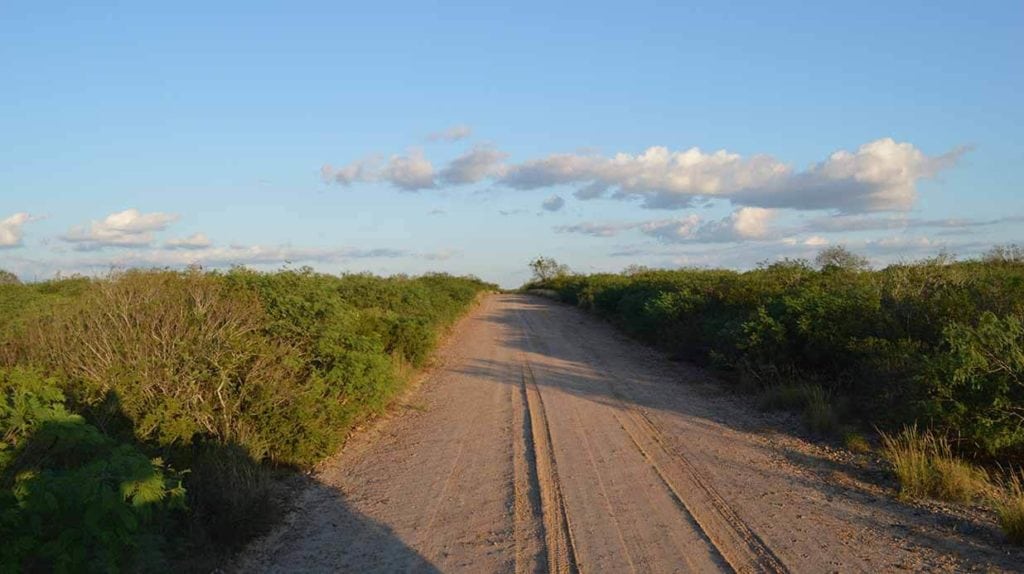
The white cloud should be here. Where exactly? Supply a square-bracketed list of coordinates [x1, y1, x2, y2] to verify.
[685, 207, 776, 242]
[542, 195, 566, 212]
[559, 207, 778, 244]
[499, 139, 964, 213]
[165, 233, 213, 250]
[383, 149, 436, 190]
[426, 124, 473, 142]
[324, 137, 964, 213]
[0, 213, 32, 248]
[324, 149, 436, 191]
[62, 209, 178, 250]
[439, 145, 508, 184]
[638, 215, 703, 242]
[322, 157, 380, 185]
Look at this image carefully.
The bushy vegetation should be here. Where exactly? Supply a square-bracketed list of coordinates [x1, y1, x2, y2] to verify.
[530, 248, 1024, 462]
[530, 247, 1024, 542]
[0, 267, 493, 570]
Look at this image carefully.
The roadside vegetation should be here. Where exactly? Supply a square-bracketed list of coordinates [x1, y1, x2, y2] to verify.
[526, 245, 1024, 541]
[0, 267, 494, 571]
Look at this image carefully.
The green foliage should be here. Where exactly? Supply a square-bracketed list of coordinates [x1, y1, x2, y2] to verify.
[0, 368, 184, 572]
[536, 252, 1024, 461]
[0, 268, 493, 570]
[527, 256, 570, 284]
[0, 270, 19, 286]
[935, 313, 1024, 456]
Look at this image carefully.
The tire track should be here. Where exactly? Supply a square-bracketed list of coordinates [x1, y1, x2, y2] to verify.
[518, 357, 580, 574]
[577, 339, 789, 573]
[519, 305, 787, 574]
[616, 409, 788, 574]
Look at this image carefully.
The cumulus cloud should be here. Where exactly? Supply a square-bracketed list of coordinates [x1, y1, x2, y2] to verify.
[164, 233, 213, 250]
[637, 215, 703, 243]
[686, 207, 776, 242]
[323, 138, 963, 213]
[738, 140, 969, 212]
[426, 124, 473, 142]
[322, 157, 380, 185]
[498, 139, 964, 213]
[542, 195, 566, 212]
[439, 145, 508, 185]
[558, 207, 778, 244]
[323, 149, 436, 191]
[62, 209, 179, 250]
[0, 213, 32, 248]
[382, 149, 436, 190]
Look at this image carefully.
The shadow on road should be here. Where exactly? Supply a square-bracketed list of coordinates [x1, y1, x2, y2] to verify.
[451, 294, 1023, 572]
[236, 473, 441, 573]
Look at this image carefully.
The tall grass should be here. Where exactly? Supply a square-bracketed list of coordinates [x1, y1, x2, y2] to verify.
[995, 471, 1024, 544]
[881, 426, 991, 504]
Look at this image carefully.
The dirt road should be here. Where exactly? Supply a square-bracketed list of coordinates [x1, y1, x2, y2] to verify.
[236, 294, 1022, 573]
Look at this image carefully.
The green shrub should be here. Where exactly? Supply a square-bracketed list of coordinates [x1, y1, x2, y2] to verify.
[0, 368, 184, 572]
[0, 268, 493, 569]
[535, 252, 1024, 461]
[935, 313, 1024, 458]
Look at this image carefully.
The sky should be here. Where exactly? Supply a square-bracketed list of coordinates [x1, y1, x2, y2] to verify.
[2, 1, 1021, 287]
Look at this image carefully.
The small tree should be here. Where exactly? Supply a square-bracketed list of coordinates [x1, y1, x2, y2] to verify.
[0, 269, 20, 285]
[815, 245, 869, 272]
[983, 244, 1024, 264]
[529, 256, 570, 284]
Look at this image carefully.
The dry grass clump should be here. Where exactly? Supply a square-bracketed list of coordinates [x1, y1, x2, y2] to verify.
[881, 425, 991, 504]
[994, 471, 1024, 544]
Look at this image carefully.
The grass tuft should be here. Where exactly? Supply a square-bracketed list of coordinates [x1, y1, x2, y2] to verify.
[995, 471, 1024, 544]
[844, 431, 872, 454]
[881, 425, 990, 504]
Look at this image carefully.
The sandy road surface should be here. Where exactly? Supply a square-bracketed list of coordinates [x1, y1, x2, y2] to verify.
[236, 294, 1023, 573]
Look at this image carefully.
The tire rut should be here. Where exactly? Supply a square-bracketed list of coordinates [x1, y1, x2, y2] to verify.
[518, 356, 580, 574]
[517, 306, 786, 574]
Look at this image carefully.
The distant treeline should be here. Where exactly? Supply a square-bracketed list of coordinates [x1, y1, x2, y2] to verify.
[529, 246, 1024, 463]
[0, 268, 494, 571]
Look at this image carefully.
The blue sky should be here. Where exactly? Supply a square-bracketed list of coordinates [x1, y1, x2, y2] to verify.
[2, 1, 1021, 286]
